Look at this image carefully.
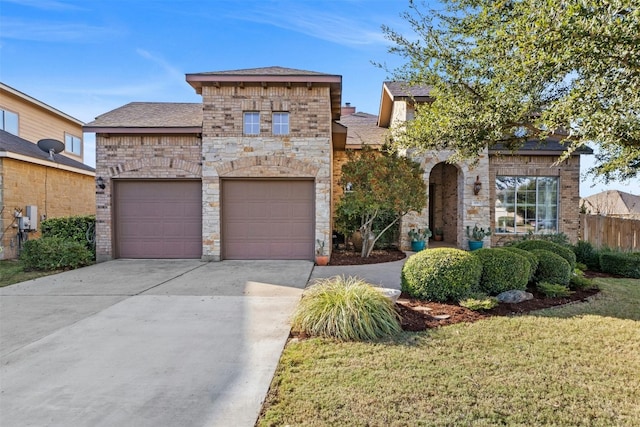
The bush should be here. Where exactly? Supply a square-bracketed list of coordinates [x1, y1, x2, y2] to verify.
[41, 215, 96, 258]
[570, 273, 596, 290]
[20, 237, 94, 271]
[499, 246, 538, 282]
[515, 240, 576, 269]
[537, 281, 573, 298]
[401, 248, 482, 302]
[599, 252, 640, 279]
[530, 249, 572, 285]
[473, 248, 530, 294]
[516, 231, 571, 246]
[291, 276, 401, 341]
[459, 295, 499, 311]
[573, 241, 600, 271]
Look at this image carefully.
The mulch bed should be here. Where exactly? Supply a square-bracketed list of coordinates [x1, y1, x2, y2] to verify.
[325, 248, 603, 332]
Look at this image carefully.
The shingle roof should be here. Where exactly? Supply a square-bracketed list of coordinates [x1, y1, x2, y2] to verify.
[490, 139, 594, 155]
[338, 112, 387, 146]
[0, 130, 95, 172]
[384, 81, 433, 98]
[190, 66, 334, 77]
[84, 102, 202, 129]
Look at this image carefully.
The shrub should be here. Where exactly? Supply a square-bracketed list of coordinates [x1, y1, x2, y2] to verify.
[291, 276, 401, 341]
[20, 237, 94, 271]
[537, 281, 573, 298]
[599, 252, 640, 279]
[41, 215, 96, 258]
[498, 246, 538, 282]
[516, 231, 570, 246]
[459, 295, 499, 311]
[573, 240, 600, 271]
[401, 248, 482, 302]
[473, 248, 530, 294]
[570, 273, 596, 290]
[515, 240, 576, 269]
[530, 249, 572, 285]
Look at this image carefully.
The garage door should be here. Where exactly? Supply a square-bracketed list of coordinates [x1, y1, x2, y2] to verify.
[222, 180, 314, 260]
[114, 180, 202, 258]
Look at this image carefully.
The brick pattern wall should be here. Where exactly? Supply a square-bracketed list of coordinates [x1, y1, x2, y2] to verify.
[94, 134, 202, 261]
[490, 154, 582, 245]
[0, 158, 95, 259]
[200, 84, 333, 261]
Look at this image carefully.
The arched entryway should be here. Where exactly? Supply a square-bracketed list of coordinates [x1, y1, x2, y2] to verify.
[428, 162, 460, 245]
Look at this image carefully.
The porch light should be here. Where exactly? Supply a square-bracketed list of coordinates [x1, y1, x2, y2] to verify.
[473, 176, 482, 195]
[96, 176, 106, 190]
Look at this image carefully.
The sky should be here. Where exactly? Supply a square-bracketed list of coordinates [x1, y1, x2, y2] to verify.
[0, 0, 637, 197]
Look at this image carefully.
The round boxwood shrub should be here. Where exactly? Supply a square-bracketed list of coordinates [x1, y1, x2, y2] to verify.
[20, 237, 93, 271]
[473, 248, 530, 294]
[515, 240, 576, 269]
[500, 246, 539, 282]
[401, 248, 482, 302]
[291, 276, 401, 341]
[530, 249, 572, 285]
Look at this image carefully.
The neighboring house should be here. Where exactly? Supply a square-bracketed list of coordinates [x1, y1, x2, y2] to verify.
[0, 83, 96, 260]
[84, 67, 591, 262]
[581, 190, 640, 219]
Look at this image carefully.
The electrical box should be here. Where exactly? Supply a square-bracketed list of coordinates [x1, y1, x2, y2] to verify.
[18, 216, 31, 231]
[25, 205, 38, 231]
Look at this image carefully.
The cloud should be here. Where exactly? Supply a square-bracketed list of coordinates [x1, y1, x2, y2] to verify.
[0, 18, 121, 42]
[2, 0, 85, 11]
[136, 49, 185, 83]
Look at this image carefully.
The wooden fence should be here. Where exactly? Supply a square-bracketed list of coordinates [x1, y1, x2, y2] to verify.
[579, 214, 640, 251]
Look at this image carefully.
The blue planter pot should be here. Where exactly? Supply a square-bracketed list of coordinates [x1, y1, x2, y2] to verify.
[468, 240, 484, 251]
[411, 241, 426, 252]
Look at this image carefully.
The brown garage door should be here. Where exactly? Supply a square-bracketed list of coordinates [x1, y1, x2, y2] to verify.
[114, 180, 202, 258]
[222, 180, 314, 260]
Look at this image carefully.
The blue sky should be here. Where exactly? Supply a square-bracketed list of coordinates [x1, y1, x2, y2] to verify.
[1, 0, 636, 196]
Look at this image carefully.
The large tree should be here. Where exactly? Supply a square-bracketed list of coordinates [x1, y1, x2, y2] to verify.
[382, 0, 640, 182]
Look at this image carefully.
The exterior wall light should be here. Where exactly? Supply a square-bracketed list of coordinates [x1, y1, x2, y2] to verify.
[96, 176, 106, 189]
[473, 176, 482, 195]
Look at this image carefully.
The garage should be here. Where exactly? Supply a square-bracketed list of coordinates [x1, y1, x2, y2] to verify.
[114, 180, 202, 258]
[222, 179, 315, 260]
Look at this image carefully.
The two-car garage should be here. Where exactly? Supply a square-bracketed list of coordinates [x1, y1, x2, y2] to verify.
[113, 179, 315, 260]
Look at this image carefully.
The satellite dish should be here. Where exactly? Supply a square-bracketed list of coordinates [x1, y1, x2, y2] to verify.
[37, 139, 65, 160]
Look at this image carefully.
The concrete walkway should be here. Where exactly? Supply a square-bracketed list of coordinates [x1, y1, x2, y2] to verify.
[308, 255, 408, 290]
[0, 259, 313, 427]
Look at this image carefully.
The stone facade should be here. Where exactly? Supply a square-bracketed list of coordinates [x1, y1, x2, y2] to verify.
[200, 85, 332, 261]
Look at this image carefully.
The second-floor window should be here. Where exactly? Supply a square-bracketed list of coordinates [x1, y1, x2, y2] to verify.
[1, 109, 19, 135]
[272, 112, 289, 135]
[65, 133, 82, 156]
[243, 112, 260, 135]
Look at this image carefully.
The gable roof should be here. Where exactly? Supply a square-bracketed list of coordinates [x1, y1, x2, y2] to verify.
[337, 112, 387, 147]
[84, 102, 202, 134]
[378, 81, 433, 128]
[0, 129, 95, 175]
[582, 190, 640, 217]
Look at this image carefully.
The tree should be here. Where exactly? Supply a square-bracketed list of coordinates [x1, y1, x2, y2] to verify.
[382, 0, 640, 182]
[335, 147, 427, 258]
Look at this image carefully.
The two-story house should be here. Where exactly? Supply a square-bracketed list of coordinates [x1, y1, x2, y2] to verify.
[0, 83, 95, 259]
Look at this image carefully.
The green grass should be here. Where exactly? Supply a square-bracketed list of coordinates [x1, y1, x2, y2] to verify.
[0, 260, 60, 287]
[258, 278, 640, 426]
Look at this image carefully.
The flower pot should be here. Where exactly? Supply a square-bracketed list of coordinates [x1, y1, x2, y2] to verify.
[315, 255, 329, 266]
[411, 241, 426, 252]
[434, 234, 443, 241]
[468, 240, 484, 251]
[351, 231, 363, 252]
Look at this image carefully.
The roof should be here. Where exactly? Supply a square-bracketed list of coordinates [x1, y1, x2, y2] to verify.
[84, 102, 202, 133]
[378, 81, 433, 128]
[490, 138, 594, 155]
[0, 82, 84, 126]
[383, 81, 433, 98]
[581, 190, 640, 217]
[337, 112, 387, 147]
[0, 129, 95, 174]
[188, 66, 333, 77]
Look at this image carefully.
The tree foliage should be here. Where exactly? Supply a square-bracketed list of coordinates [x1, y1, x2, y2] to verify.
[335, 147, 427, 257]
[382, 0, 640, 182]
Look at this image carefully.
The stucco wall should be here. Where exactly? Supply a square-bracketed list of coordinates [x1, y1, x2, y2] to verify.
[0, 158, 95, 259]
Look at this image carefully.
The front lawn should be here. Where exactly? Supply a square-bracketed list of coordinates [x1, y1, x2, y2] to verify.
[258, 278, 640, 426]
[0, 260, 60, 287]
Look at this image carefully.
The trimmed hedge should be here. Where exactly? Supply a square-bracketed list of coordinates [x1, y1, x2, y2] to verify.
[573, 240, 600, 271]
[41, 215, 96, 257]
[401, 248, 482, 302]
[530, 249, 572, 285]
[473, 248, 530, 294]
[20, 237, 94, 271]
[515, 240, 576, 269]
[500, 246, 538, 282]
[599, 252, 640, 279]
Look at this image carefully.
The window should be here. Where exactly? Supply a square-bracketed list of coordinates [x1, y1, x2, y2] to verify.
[65, 133, 82, 156]
[495, 176, 559, 234]
[272, 112, 289, 135]
[243, 112, 260, 135]
[1, 109, 19, 135]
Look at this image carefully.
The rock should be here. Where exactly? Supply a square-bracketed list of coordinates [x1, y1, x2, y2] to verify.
[375, 288, 401, 303]
[497, 290, 534, 304]
[433, 314, 451, 320]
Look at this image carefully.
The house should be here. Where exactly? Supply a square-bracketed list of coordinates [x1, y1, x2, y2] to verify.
[84, 67, 591, 262]
[0, 83, 96, 259]
[581, 190, 640, 219]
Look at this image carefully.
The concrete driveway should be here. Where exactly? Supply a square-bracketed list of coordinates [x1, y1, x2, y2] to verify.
[0, 259, 313, 427]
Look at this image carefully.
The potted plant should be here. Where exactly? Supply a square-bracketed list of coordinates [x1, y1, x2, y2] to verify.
[315, 239, 329, 266]
[408, 228, 432, 252]
[466, 224, 491, 250]
[433, 227, 443, 241]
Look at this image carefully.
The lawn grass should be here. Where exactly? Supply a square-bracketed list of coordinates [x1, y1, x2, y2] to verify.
[0, 260, 60, 287]
[258, 278, 640, 426]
